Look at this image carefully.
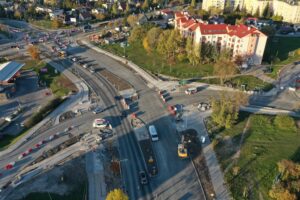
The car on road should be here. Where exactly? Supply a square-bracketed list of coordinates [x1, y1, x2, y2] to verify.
[89, 67, 95, 73]
[64, 126, 74, 132]
[93, 107, 103, 114]
[83, 63, 89, 69]
[93, 118, 109, 128]
[185, 87, 197, 95]
[71, 57, 78, 62]
[5, 162, 15, 170]
[48, 135, 55, 141]
[139, 171, 148, 185]
[55, 131, 64, 136]
[149, 125, 159, 142]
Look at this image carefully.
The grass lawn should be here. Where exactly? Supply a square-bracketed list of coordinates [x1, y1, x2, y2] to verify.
[29, 19, 74, 30]
[263, 36, 300, 79]
[200, 75, 274, 91]
[212, 113, 300, 199]
[22, 60, 76, 97]
[100, 42, 214, 79]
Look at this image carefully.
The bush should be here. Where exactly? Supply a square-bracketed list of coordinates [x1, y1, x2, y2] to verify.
[274, 115, 296, 130]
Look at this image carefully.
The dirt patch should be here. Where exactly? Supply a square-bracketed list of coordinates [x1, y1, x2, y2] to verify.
[59, 111, 76, 122]
[56, 75, 78, 93]
[7, 156, 87, 200]
[99, 69, 131, 91]
[102, 141, 122, 191]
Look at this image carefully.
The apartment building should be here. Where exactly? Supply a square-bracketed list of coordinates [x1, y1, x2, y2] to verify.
[202, 0, 246, 10]
[202, 0, 300, 23]
[175, 12, 268, 65]
[272, 0, 300, 23]
[202, 0, 226, 10]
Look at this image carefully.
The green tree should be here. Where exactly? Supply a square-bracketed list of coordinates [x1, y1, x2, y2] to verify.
[146, 27, 162, 50]
[274, 115, 296, 131]
[27, 45, 40, 60]
[142, 0, 150, 10]
[157, 30, 171, 58]
[51, 18, 62, 29]
[125, 2, 130, 14]
[190, 0, 196, 8]
[269, 185, 297, 200]
[106, 189, 128, 200]
[128, 26, 147, 44]
[127, 14, 138, 27]
[14, 10, 22, 19]
[213, 57, 238, 85]
[186, 37, 195, 65]
[95, 13, 106, 20]
[0, 5, 5, 18]
[63, 0, 73, 9]
[272, 15, 283, 21]
[211, 92, 247, 128]
[224, 0, 231, 14]
[262, 2, 272, 18]
[112, 2, 119, 16]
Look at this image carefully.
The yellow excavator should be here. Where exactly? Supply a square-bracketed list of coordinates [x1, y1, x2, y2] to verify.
[178, 135, 188, 158]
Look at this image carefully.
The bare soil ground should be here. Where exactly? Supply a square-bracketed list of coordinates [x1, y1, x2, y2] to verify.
[56, 75, 78, 93]
[100, 69, 132, 91]
[6, 156, 87, 200]
[102, 141, 122, 191]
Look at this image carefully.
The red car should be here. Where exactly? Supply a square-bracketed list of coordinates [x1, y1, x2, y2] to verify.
[5, 162, 15, 170]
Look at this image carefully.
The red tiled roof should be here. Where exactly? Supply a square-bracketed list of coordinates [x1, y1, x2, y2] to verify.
[188, 23, 199, 32]
[199, 24, 228, 35]
[227, 24, 258, 38]
[182, 19, 196, 28]
[175, 11, 263, 38]
[175, 12, 185, 18]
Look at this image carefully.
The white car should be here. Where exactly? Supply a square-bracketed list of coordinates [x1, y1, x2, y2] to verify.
[89, 67, 95, 73]
[93, 118, 109, 128]
[83, 64, 89, 68]
[71, 57, 77, 62]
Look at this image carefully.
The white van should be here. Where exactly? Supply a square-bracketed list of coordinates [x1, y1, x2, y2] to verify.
[185, 87, 197, 95]
[149, 125, 159, 141]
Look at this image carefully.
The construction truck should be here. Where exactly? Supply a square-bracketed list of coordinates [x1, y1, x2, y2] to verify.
[177, 131, 198, 158]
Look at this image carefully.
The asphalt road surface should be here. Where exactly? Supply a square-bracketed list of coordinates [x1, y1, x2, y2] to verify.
[62, 44, 207, 199]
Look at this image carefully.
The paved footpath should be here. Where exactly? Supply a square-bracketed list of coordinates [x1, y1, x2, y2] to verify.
[180, 106, 231, 200]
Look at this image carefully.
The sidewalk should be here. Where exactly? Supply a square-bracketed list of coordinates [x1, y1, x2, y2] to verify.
[0, 60, 88, 157]
[85, 150, 106, 200]
[178, 106, 231, 200]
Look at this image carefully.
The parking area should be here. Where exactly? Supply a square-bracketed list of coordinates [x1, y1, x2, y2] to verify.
[0, 70, 54, 136]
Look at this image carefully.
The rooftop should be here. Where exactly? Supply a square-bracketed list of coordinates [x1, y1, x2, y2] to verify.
[0, 61, 24, 82]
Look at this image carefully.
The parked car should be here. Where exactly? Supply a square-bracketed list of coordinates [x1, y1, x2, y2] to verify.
[89, 67, 95, 73]
[93, 107, 103, 114]
[139, 171, 148, 185]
